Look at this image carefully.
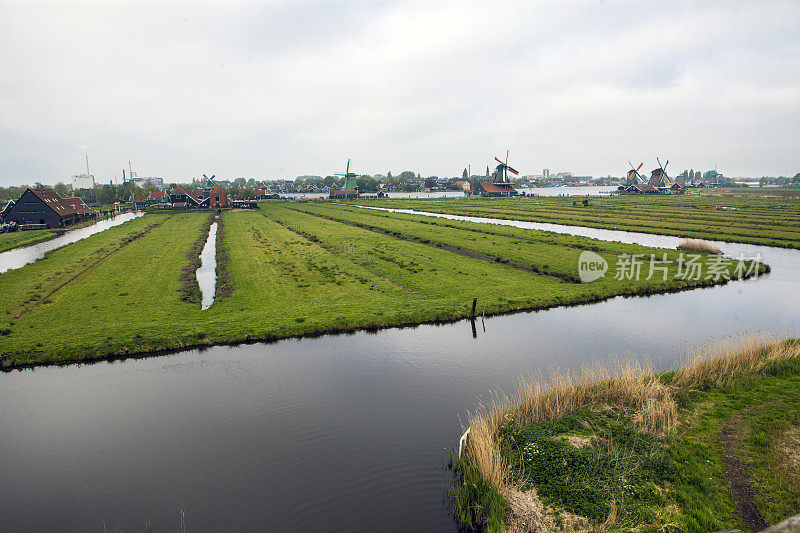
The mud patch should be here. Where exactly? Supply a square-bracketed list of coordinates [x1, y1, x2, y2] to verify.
[720, 407, 768, 532]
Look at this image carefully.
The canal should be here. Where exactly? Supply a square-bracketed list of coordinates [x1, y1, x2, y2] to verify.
[0, 216, 798, 531]
[0, 212, 145, 274]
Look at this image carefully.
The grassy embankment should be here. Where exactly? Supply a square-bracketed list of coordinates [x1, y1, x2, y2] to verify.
[0, 204, 763, 367]
[0, 211, 135, 253]
[347, 189, 800, 249]
[456, 335, 800, 532]
[0, 229, 58, 253]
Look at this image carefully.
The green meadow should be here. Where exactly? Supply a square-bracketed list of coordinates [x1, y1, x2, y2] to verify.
[457, 337, 800, 532]
[348, 188, 800, 248]
[0, 203, 764, 367]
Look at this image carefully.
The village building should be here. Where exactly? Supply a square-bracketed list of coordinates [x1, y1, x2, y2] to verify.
[1, 200, 15, 223]
[208, 185, 228, 207]
[3, 188, 96, 228]
[475, 181, 517, 197]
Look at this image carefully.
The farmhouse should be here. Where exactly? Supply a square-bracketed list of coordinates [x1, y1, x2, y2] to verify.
[0, 200, 15, 222]
[3, 188, 96, 228]
[475, 181, 518, 197]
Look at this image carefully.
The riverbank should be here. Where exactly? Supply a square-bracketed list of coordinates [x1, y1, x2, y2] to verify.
[347, 188, 800, 249]
[0, 212, 136, 254]
[0, 205, 766, 369]
[456, 335, 800, 532]
[0, 229, 58, 253]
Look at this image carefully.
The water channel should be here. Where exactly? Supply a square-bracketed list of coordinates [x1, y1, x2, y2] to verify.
[0, 212, 145, 274]
[0, 215, 798, 531]
[196, 218, 218, 310]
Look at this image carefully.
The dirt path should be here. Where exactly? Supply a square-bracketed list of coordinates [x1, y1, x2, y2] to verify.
[720, 407, 768, 532]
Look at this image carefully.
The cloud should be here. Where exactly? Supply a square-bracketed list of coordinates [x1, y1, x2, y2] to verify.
[0, 0, 798, 185]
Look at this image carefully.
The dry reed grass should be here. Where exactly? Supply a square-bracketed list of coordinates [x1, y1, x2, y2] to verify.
[676, 239, 722, 254]
[463, 332, 800, 532]
[673, 333, 798, 388]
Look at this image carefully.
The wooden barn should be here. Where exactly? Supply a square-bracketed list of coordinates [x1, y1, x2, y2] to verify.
[476, 181, 517, 197]
[3, 188, 96, 228]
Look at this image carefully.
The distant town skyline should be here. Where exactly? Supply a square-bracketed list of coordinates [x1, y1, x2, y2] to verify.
[1, 1, 798, 187]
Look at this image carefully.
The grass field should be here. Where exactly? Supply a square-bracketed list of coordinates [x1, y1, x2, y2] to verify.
[0, 229, 57, 252]
[0, 204, 765, 367]
[457, 336, 800, 532]
[347, 188, 800, 248]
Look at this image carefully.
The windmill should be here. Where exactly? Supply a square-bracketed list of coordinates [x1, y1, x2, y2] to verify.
[625, 161, 645, 186]
[334, 159, 359, 191]
[329, 159, 360, 198]
[492, 150, 519, 184]
[649, 158, 671, 188]
[202, 173, 217, 188]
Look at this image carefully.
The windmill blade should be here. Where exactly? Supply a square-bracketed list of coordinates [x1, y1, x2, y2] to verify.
[636, 162, 644, 172]
[657, 157, 664, 172]
[346, 159, 350, 175]
[506, 166, 519, 175]
[628, 161, 636, 170]
[210, 175, 215, 180]
[203, 174, 208, 180]
[663, 160, 669, 171]
[494, 156, 505, 165]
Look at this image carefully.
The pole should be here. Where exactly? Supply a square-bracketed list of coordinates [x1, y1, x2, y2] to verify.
[85, 154, 90, 176]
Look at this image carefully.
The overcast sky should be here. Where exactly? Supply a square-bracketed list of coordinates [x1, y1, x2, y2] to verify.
[1, 1, 798, 186]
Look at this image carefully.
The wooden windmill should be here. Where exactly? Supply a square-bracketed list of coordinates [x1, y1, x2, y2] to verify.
[492, 151, 519, 184]
[329, 159, 360, 199]
[479, 150, 519, 197]
[625, 162, 645, 186]
[649, 158, 671, 188]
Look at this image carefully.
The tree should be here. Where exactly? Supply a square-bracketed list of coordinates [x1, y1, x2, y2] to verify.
[462, 168, 468, 179]
[398, 171, 415, 181]
[387, 171, 393, 183]
[53, 182, 71, 197]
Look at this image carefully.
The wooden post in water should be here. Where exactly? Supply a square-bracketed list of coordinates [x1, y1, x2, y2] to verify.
[471, 297, 477, 318]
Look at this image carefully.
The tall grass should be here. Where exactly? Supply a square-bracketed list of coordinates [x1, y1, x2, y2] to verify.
[676, 239, 722, 254]
[673, 333, 799, 388]
[461, 333, 800, 531]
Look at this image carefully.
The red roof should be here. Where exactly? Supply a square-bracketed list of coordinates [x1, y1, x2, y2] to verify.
[630, 183, 658, 193]
[63, 197, 95, 215]
[147, 190, 167, 201]
[480, 181, 516, 194]
[170, 185, 189, 196]
[29, 188, 79, 216]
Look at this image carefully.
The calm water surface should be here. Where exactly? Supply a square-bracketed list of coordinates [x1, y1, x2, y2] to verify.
[196, 219, 218, 310]
[1, 216, 798, 531]
[0, 212, 145, 274]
